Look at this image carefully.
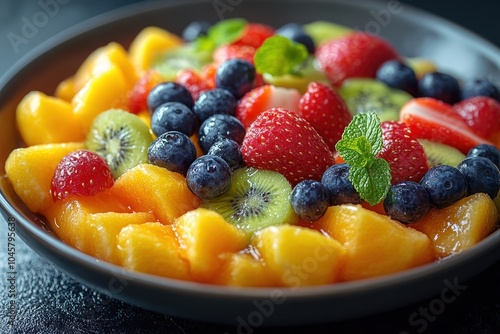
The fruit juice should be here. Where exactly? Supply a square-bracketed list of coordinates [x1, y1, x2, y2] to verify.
[4, 18, 500, 287]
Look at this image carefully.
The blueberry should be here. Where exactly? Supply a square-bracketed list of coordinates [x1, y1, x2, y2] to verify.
[193, 88, 237, 122]
[147, 82, 194, 112]
[207, 139, 245, 171]
[147, 131, 197, 175]
[376, 60, 418, 96]
[290, 180, 329, 221]
[186, 155, 232, 199]
[151, 102, 196, 137]
[383, 181, 431, 224]
[216, 59, 255, 99]
[182, 21, 211, 42]
[276, 23, 315, 54]
[467, 144, 500, 169]
[461, 78, 500, 102]
[198, 114, 246, 153]
[321, 164, 361, 205]
[457, 156, 500, 199]
[418, 72, 461, 105]
[420, 165, 467, 208]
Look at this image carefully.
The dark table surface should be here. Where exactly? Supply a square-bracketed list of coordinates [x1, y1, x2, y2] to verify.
[1, 1, 500, 333]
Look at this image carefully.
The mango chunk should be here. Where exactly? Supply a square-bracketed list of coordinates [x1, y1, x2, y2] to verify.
[16, 91, 86, 146]
[5, 142, 84, 213]
[174, 208, 249, 282]
[44, 190, 156, 264]
[129, 26, 183, 73]
[410, 193, 498, 258]
[118, 222, 191, 280]
[111, 164, 201, 224]
[312, 205, 435, 281]
[215, 252, 279, 287]
[54, 77, 76, 101]
[251, 225, 346, 287]
[71, 64, 129, 133]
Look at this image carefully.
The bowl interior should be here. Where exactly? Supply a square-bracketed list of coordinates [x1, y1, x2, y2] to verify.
[1, 0, 500, 326]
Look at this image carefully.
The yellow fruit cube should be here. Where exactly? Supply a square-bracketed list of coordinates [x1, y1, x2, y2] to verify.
[5, 142, 84, 213]
[111, 164, 201, 224]
[251, 225, 346, 287]
[313, 205, 435, 281]
[118, 222, 191, 280]
[410, 193, 498, 258]
[54, 77, 76, 101]
[129, 26, 183, 73]
[44, 190, 156, 264]
[16, 91, 86, 146]
[215, 252, 279, 287]
[174, 208, 249, 282]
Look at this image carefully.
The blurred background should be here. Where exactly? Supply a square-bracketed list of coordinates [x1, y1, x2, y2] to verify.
[0, 0, 498, 78]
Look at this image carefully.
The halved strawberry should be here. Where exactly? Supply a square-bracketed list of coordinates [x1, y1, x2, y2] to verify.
[241, 108, 335, 185]
[236, 85, 301, 128]
[232, 23, 275, 48]
[316, 32, 400, 87]
[127, 70, 164, 114]
[453, 96, 500, 140]
[298, 82, 352, 151]
[213, 44, 256, 65]
[175, 68, 213, 101]
[378, 121, 428, 184]
[51, 150, 114, 201]
[400, 97, 493, 154]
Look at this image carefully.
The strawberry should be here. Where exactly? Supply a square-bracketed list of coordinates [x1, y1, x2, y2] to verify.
[241, 108, 335, 185]
[316, 32, 400, 87]
[51, 150, 114, 201]
[400, 97, 493, 154]
[201, 63, 218, 90]
[453, 96, 500, 139]
[297, 82, 352, 151]
[377, 121, 428, 184]
[127, 70, 164, 114]
[213, 44, 256, 65]
[236, 84, 301, 128]
[175, 68, 213, 101]
[232, 23, 275, 48]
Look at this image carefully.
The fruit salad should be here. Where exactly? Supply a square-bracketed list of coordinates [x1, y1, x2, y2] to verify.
[5, 18, 500, 287]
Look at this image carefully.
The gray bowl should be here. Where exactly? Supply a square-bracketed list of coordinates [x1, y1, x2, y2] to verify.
[1, 0, 500, 326]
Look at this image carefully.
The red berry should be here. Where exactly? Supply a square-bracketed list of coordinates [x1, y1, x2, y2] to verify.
[453, 96, 500, 139]
[176, 69, 213, 101]
[232, 23, 275, 48]
[236, 84, 301, 128]
[298, 82, 352, 151]
[50, 150, 114, 201]
[213, 44, 256, 65]
[377, 121, 429, 184]
[241, 108, 335, 186]
[127, 70, 164, 114]
[316, 32, 400, 87]
[400, 97, 493, 154]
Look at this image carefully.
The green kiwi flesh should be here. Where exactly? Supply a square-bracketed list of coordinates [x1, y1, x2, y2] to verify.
[152, 44, 212, 80]
[339, 78, 413, 122]
[418, 139, 466, 168]
[85, 109, 153, 178]
[303, 21, 353, 46]
[202, 167, 298, 235]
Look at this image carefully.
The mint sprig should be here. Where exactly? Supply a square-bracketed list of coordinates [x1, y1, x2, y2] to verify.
[195, 18, 247, 52]
[335, 113, 391, 205]
[254, 35, 309, 76]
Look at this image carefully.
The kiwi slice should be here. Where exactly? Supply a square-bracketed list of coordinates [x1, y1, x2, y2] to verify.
[152, 43, 212, 80]
[339, 78, 413, 122]
[85, 109, 154, 178]
[418, 139, 466, 168]
[263, 57, 329, 93]
[202, 167, 298, 235]
[303, 20, 353, 46]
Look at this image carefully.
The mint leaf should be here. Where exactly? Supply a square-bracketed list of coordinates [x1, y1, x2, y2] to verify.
[254, 35, 309, 76]
[195, 18, 247, 52]
[335, 113, 391, 205]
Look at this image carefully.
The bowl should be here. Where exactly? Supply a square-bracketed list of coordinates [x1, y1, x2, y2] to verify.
[1, 0, 500, 326]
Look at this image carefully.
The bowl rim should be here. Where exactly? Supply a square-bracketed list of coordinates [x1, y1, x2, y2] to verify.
[1, 0, 500, 305]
